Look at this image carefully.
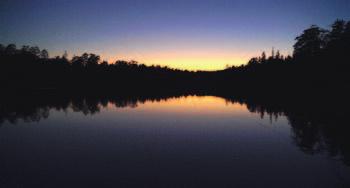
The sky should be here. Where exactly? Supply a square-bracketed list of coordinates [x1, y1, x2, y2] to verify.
[1, 0, 350, 70]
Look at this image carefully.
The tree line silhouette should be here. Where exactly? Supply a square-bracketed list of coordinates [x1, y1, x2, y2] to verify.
[1, 19, 349, 94]
[1, 18, 350, 166]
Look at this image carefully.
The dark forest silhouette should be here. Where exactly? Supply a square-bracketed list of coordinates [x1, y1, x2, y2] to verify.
[1, 19, 350, 163]
[1, 18, 350, 188]
[1, 21, 350, 182]
[1, 20, 350, 161]
[1, 19, 349, 94]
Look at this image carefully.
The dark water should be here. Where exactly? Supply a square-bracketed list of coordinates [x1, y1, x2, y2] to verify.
[0, 95, 349, 187]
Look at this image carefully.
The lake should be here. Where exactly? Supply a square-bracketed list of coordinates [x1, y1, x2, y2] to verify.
[0, 95, 349, 187]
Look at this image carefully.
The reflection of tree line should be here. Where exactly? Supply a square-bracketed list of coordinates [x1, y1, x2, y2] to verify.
[0, 94, 190, 125]
[224, 94, 350, 166]
[1, 93, 349, 166]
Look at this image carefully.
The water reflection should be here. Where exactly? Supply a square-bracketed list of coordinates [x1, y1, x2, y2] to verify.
[0, 94, 349, 187]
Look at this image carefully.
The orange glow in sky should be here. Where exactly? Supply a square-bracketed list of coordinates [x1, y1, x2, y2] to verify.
[97, 48, 257, 71]
[49, 34, 291, 71]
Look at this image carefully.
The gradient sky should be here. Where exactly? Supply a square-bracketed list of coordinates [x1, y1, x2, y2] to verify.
[1, 0, 350, 70]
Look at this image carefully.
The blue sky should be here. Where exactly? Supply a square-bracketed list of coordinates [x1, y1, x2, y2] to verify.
[1, 0, 349, 70]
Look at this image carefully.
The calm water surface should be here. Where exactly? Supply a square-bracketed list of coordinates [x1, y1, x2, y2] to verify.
[0, 96, 349, 187]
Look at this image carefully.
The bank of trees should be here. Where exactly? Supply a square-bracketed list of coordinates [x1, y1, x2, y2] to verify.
[1, 19, 349, 93]
[220, 19, 350, 91]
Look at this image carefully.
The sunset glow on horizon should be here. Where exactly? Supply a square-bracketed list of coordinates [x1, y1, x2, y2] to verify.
[1, 0, 349, 71]
[99, 48, 257, 71]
